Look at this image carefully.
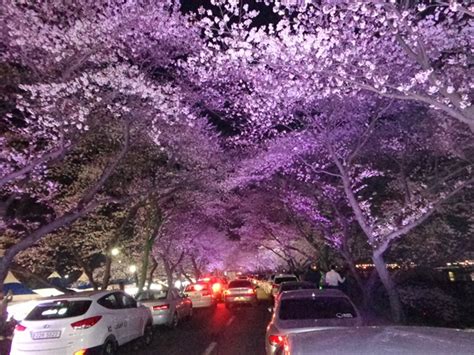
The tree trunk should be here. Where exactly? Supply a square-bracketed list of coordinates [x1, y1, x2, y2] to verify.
[137, 240, 152, 293]
[372, 251, 404, 323]
[146, 259, 158, 290]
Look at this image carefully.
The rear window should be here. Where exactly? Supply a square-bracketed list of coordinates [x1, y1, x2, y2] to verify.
[26, 300, 91, 321]
[275, 277, 297, 284]
[136, 290, 168, 301]
[185, 283, 209, 292]
[280, 283, 316, 292]
[279, 297, 356, 320]
[228, 280, 252, 288]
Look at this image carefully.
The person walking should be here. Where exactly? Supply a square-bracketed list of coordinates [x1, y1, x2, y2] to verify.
[325, 265, 345, 289]
[304, 263, 324, 289]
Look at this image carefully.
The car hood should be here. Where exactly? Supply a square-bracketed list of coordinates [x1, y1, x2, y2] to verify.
[287, 326, 474, 355]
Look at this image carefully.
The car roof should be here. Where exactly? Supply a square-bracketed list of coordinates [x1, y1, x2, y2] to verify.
[33, 290, 117, 302]
[288, 326, 474, 354]
[274, 274, 297, 278]
[279, 289, 346, 300]
[280, 281, 315, 287]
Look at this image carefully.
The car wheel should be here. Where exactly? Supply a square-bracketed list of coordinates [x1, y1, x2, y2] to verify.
[170, 312, 179, 329]
[101, 338, 117, 355]
[142, 324, 153, 347]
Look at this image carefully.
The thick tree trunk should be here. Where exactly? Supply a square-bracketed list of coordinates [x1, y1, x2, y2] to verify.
[101, 256, 113, 290]
[372, 251, 404, 323]
[137, 241, 152, 293]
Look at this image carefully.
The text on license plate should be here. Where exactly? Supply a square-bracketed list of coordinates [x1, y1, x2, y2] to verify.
[31, 330, 61, 340]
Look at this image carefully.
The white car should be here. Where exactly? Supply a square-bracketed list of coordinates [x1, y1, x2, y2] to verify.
[266, 289, 362, 355]
[11, 290, 153, 355]
[184, 282, 217, 308]
[285, 326, 474, 355]
[136, 288, 193, 327]
[265, 274, 299, 297]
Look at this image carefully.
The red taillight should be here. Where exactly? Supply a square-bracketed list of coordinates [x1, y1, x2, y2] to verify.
[212, 283, 221, 292]
[71, 316, 102, 330]
[15, 324, 27, 332]
[194, 284, 204, 291]
[153, 304, 169, 311]
[268, 334, 287, 347]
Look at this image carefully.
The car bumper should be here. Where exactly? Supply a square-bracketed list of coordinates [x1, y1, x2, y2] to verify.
[152, 311, 172, 325]
[191, 298, 214, 308]
[225, 295, 256, 304]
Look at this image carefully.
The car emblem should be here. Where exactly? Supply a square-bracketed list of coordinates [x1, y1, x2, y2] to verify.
[43, 324, 50, 329]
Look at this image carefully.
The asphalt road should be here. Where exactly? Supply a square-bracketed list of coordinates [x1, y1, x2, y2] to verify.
[129, 290, 271, 355]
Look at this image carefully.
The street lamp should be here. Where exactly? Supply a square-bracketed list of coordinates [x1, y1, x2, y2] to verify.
[111, 247, 120, 257]
[129, 265, 137, 273]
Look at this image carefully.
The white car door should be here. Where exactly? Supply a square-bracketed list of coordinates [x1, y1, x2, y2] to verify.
[97, 292, 127, 345]
[117, 292, 142, 341]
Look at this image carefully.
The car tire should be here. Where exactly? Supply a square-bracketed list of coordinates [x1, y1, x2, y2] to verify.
[170, 312, 179, 329]
[142, 324, 154, 347]
[101, 338, 117, 355]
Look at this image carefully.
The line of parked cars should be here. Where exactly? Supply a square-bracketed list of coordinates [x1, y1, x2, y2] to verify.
[9, 276, 231, 355]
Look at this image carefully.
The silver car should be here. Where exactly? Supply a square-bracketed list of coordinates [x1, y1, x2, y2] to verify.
[136, 288, 192, 328]
[265, 289, 362, 355]
[285, 326, 474, 355]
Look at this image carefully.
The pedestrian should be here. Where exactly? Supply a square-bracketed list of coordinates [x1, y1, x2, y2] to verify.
[325, 265, 345, 289]
[304, 263, 324, 289]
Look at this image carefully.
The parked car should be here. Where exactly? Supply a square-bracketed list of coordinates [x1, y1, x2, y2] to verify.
[264, 274, 299, 297]
[184, 282, 216, 308]
[224, 279, 257, 309]
[284, 326, 474, 355]
[265, 289, 362, 355]
[136, 288, 192, 328]
[11, 290, 153, 355]
[274, 281, 318, 304]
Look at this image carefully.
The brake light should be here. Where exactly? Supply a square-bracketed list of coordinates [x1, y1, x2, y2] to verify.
[268, 334, 287, 347]
[194, 284, 204, 291]
[15, 324, 27, 331]
[71, 316, 102, 329]
[212, 283, 221, 292]
[153, 304, 169, 311]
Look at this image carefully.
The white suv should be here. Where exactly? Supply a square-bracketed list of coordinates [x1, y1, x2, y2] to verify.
[11, 290, 153, 355]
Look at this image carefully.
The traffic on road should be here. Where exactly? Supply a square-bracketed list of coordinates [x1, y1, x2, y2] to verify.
[7, 273, 474, 355]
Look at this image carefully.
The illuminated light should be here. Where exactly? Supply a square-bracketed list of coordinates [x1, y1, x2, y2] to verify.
[152, 304, 169, 311]
[194, 284, 204, 291]
[71, 316, 102, 330]
[212, 283, 221, 292]
[15, 324, 26, 332]
[448, 271, 455, 282]
[268, 334, 287, 348]
[174, 280, 182, 289]
[111, 248, 120, 256]
[246, 288, 255, 294]
[202, 277, 211, 282]
[74, 350, 87, 355]
[129, 265, 137, 273]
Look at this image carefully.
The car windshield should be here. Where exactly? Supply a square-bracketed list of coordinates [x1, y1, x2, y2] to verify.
[25, 300, 92, 321]
[185, 283, 209, 292]
[275, 277, 297, 284]
[280, 283, 316, 292]
[228, 280, 252, 288]
[279, 297, 356, 320]
[136, 290, 168, 301]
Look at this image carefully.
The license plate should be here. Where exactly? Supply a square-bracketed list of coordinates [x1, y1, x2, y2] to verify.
[235, 297, 245, 301]
[31, 330, 61, 340]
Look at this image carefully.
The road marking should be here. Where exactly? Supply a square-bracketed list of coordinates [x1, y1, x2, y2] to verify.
[225, 316, 235, 327]
[203, 341, 217, 355]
